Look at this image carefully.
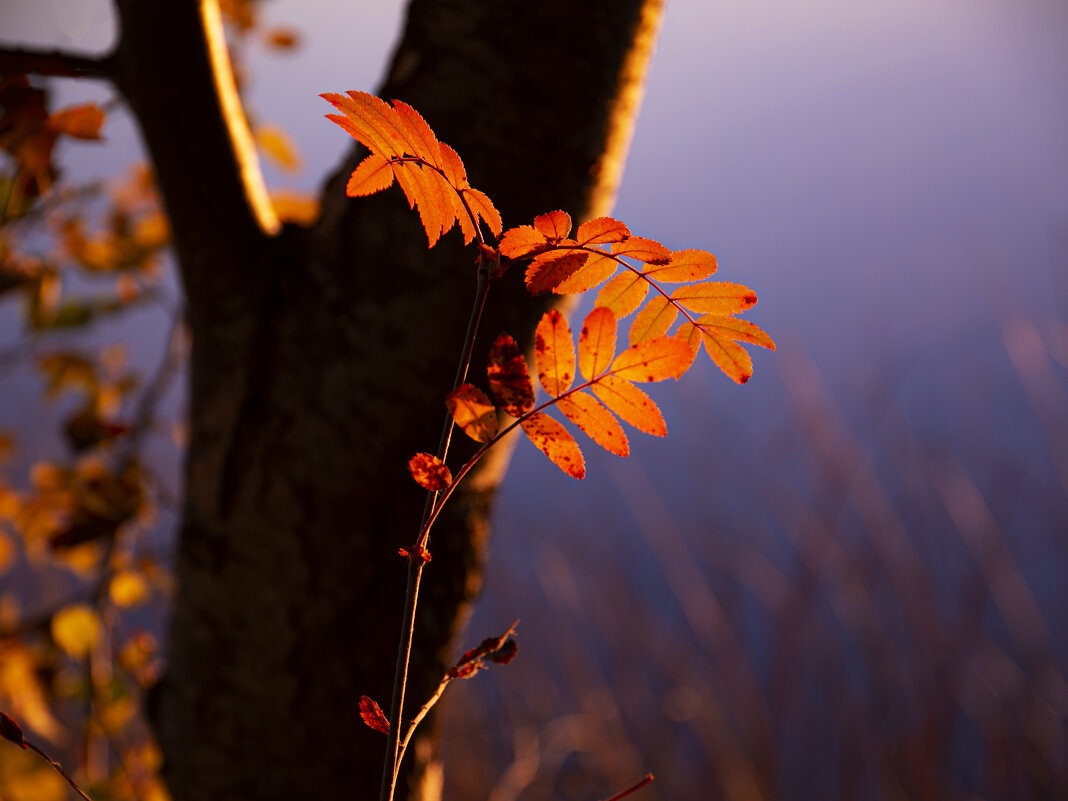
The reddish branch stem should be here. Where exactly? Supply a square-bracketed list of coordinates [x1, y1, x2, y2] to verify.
[380, 248, 494, 801]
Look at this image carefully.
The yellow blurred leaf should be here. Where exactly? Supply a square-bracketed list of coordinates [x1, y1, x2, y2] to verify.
[271, 190, 319, 225]
[255, 124, 301, 172]
[0, 645, 64, 742]
[51, 604, 100, 658]
[109, 569, 150, 607]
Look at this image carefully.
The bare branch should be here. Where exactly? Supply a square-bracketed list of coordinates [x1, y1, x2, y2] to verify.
[0, 45, 114, 80]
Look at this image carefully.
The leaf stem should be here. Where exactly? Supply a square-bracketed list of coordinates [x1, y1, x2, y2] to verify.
[23, 740, 95, 801]
[379, 251, 494, 801]
[601, 773, 654, 801]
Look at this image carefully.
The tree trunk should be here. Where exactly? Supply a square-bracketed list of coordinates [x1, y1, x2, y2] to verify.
[110, 1, 665, 799]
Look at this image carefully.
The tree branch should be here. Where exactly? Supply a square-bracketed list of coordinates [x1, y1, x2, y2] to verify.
[0, 45, 114, 80]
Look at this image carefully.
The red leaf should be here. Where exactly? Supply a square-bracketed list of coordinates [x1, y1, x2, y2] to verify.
[521, 413, 585, 479]
[0, 713, 26, 748]
[591, 375, 667, 437]
[408, 453, 452, 490]
[557, 392, 629, 457]
[358, 696, 390, 735]
[525, 251, 588, 295]
[499, 225, 549, 259]
[532, 210, 572, 241]
[534, 309, 575, 396]
[487, 334, 535, 417]
[346, 153, 394, 197]
[609, 336, 694, 382]
[613, 236, 671, 264]
[576, 216, 630, 245]
[578, 307, 617, 379]
[446, 384, 498, 443]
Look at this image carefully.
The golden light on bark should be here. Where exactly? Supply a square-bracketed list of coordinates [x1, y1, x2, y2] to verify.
[200, 0, 281, 235]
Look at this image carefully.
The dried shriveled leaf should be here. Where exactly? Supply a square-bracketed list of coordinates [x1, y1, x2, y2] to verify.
[487, 334, 534, 417]
[521, 413, 585, 479]
[446, 384, 498, 443]
[576, 216, 630, 245]
[359, 695, 390, 734]
[449, 622, 520, 678]
[613, 236, 671, 264]
[610, 336, 694, 382]
[578, 306, 617, 379]
[557, 392, 629, 457]
[671, 281, 757, 315]
[554, 248, 618, 294]
[499, 225, 549, 259]
[596, 271, 648, 318]
[591, 375, 667, 436]
[525, 251, 588, 295]
[628, 294, 677, 344]
[346, 153, 394, 197]
[533, 210, 572, 241]
[645, 248, 718, 282]
[534, 309, 575, 396]
[408, 453, 452, 490]
[48, 103, 105, 140]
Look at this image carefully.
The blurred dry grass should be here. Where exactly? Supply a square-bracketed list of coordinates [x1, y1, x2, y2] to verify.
[440, 310, 1068, 801]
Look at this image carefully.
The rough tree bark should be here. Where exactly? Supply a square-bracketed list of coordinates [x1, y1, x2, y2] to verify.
[5, 1, 664, 798]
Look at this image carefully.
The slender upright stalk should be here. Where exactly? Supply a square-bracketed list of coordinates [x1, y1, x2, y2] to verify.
[379, 252, 494, 801]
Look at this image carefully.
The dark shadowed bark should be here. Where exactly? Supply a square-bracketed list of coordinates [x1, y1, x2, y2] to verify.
[6, 0, 664, 799]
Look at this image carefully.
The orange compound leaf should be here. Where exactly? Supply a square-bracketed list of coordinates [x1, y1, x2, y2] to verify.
[610, 336, 694, 382]
[628, 294, 677, 344]
[578, 306, 617, 379]
[462, 187, 502, 237]
[438, 143, 469, 188]
[554, 248, 618, 294]
[359, 696, 390, 735]
[532, 210, 572, 241]
[679, 315, 775, 385]
[576, 216, 631, 246]
[487, 334, 535, 417]
[671, 281, 757, 315]
[521, 413, 585, 479]
[408, 452, 452, 490]
[696, 314, 776, 350]
[446, 384, 498, 443]
[534, 309, 575, 396]
[644, 248, 718, 282]
[613, 236, 672, 265]
[322, 91, 404, 157]
[525, 252, 588, 296]
[557, 392, 629, 457]
[391, 100, 443, 166]
[596, 270, 648, 318]
[345, 153, 395, 197]
[499, 225, 549, 259]
[591, 375, 667, 436]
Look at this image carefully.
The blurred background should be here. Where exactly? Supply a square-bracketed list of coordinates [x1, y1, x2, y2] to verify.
[1, 0, 1066, 799]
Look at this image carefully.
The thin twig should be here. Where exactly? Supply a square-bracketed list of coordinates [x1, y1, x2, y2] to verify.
[23, 740, 95, 801]
[601, 773, 654, 801]
[379, 248, 495, 801]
